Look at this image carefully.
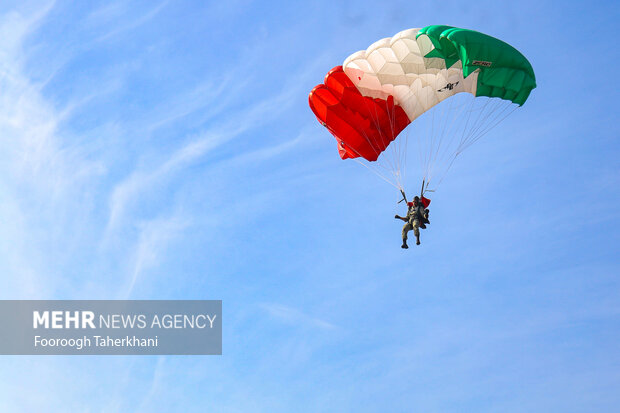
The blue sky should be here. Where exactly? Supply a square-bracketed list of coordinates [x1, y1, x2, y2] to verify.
[0, 0, 618, 412]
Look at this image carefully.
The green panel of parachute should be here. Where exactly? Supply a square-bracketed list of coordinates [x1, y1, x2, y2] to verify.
[417, 25, 536, 106]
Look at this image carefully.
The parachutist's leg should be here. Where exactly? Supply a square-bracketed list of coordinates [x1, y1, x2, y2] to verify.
[401, 222, 411, 249]
[413, 221, 421, 245]
[402, 222, 410, 241]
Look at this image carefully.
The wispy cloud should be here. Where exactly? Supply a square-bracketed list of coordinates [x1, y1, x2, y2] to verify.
[104, 136, 215, 238]
[220, 129, 313, 168]
[103, 63, 314, 240]
[139, 75, 241, 135]
[121, 213, 190, 298]
[0, 1, 55, 55]
[261, 303, 337, 331]
[92, 1, 170, 43]
[0, 3, 109, 296]
[135, 357, 166, 413]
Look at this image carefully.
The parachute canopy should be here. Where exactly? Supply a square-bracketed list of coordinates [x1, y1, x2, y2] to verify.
[309, 25, 536, 176]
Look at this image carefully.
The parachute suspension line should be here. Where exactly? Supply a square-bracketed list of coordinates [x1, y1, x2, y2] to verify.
[355, 126, 398, 179]
[431, 99, 519, 190]
[356, 109, 382, 162]
[344, 113, 404, 190]
[395, 98, 407, 189]
[382, 100, 404, 183]
[355, 90, 398, 169]
[464, 101, 517, 151]
[346, 136, 401, 189]
[399, 113, 410, 188]
[477, 104, 518, 143]
[433, 72, 459, 177]
[450, 98, 505, 167]
[458, 94, 481, 151]
[370, 98, 398, 177]
[427, 85, 440, 182]
[432, 97, 495, 191]
[428, 88, 464, 186]
[426, 94, 435, 184]
[416, 114, 426, 187]
[469, 99, 509, 143]
[406, 94, 513, 193]
[338, 102, 388, 171]
[352, 157, 402, 191]
[438, 95, 473, 169]
[403, 123, 409, 189]
[457, 97, 499, 153]
[358, 94, 401, 182]
[420, 78, 473, 190]
[452, 96, 490, 158]
[392, 96, 409, 190]
[359, 92, 410, 190]
[346, 98, 400, 186]
[475, 100, 511, 136]
[385, 95, 402, 188]
[418, 72, 437, 186]
[426, 70, 455, 187]
[403, 101, 412, 189]
[427, 71, 444, 184]
[423, 78, 436, 184]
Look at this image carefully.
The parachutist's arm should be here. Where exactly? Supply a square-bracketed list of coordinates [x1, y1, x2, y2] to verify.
[394, 215, 408, 222]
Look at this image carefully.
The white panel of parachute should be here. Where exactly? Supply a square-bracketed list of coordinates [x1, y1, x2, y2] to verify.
[342, 28, 479, 122]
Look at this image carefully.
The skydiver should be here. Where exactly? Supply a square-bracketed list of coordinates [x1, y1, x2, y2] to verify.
[395, 196, 430, 248]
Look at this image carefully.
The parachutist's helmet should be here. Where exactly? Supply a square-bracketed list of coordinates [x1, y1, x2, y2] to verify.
[413, 196, 420, 202]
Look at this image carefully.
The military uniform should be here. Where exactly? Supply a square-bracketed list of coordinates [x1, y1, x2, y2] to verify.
[402, 203, 426, 244]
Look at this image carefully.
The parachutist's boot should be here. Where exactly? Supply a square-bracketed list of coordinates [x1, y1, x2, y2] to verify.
[401, 241, 408, 249]
[416, 236, 421, 245]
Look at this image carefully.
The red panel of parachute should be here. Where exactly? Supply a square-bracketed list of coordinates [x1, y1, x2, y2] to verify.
[308, 66, 411, 162]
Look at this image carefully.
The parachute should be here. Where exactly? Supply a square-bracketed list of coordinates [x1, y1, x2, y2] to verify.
[309, 25, 536, 193]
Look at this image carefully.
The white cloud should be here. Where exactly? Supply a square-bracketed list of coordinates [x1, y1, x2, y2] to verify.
[93, 1, 170, 43]
[121, 213, 190, 298]
[261, 303, 337, 331]
[0, 3, 107, 295]
[103, 64, 314, 240]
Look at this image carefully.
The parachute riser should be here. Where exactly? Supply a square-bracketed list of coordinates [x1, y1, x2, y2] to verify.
[397, 180, 430, 204]
[397, 189, 408, 204]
